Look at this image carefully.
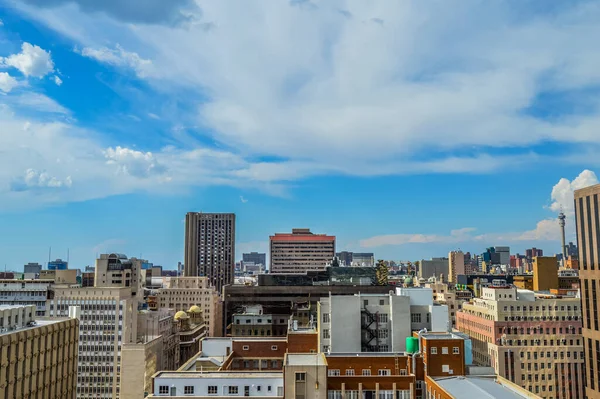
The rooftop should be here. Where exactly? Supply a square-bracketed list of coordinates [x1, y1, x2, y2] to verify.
[154, 371, 282, 379]
[0, 318, 70, 337]
[286, 353, 327, 366]
[432, 376, 537, 399]
[422, 332, 468, 341]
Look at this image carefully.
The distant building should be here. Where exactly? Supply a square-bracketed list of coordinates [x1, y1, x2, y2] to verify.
[243, 252, 267, 266]
[270, 228, 335, 274]
[0, 305, 79, 399]
[336, 251, 353, 266]
[525, 247, 544, 260]
[494, 246, 510, 265]
[47, 258, 68, 270]
[419, 258, 448, 280]
[184, 212, 236, 293]
[23, 262, 42, 275]
[0, 279, 53, 316]
[334, 251, 375, 267]
[449, 251, 465, 283]
[94, 253, 145, 297]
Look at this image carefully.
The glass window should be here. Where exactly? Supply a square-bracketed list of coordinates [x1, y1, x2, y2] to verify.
[184, 386, 194, 394]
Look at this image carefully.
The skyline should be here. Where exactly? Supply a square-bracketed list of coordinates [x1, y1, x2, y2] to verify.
[2, 1, 600, 269]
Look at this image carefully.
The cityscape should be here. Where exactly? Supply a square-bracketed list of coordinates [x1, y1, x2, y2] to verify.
[2, 1, 600, 399]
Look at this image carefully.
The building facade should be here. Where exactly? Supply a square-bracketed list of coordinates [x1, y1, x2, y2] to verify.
[419, 258, 448, 280]
[0, 279, 53, 316]
[243, 252, 266, 266]
[95, 253, 145, 297]
[456, 286, 584, 398]
[448, 251, 465, 283]
[269, 228, 335, 274]
[184, 212, 236, 293]
[0, 305, 79, 399]
[154, 277, 222, 337]
[575, 183, 600, 399]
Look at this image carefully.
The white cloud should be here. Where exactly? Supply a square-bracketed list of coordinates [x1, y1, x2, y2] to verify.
[78, 44, 153, 77]
[147, 112, 160, 120]
[2, 42, 54, 78]
[240, 196, 248, 203]
[53, 75, 63, 86]
[104, 146, 165, 178]
[549, 170, 599, 215]
[10, 92, 70, 114]
[10, 168, 72, 191]
[0, 72, 18, 93]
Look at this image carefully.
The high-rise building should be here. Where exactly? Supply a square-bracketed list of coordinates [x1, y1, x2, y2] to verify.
[0, 305, 79, 398]
[420, 257, 449, 280]
[269, 228, 335, 274]
[526, 248, 544, 260]
[449, 251, 465, 283]
[575, 183, 600, 398]
[242, 252, 266, 266]
[23, 262, 42, 275]
[184, 212, 236, 293]
[532, 256, 558, 291]
[495, 246, 510, 265]
[48, 258, 68, 270]
[457, 286, 584, 398]
[351, 252, 375, 267]
[95, 253, 145, 297]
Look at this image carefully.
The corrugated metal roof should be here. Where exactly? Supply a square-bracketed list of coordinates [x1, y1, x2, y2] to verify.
[433, 376, 537, 399]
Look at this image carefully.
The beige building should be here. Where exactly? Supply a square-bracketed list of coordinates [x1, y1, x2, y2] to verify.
[0, 304, 79, 398]
[574, 183, 600, 399]
[95, 253, 145, 297]
[269, 228, 335, 274]
[427, 281, 473, 328]
[448, 251, 465, 283]
[155, 277, 223, 337]
[457, 286, 584, 398]
[48, 286, 138, 399]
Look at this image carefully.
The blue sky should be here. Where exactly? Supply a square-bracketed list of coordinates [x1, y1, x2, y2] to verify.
[1, 0, 600, 270]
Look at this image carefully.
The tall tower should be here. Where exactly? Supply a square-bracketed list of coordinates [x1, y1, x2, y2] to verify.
[558, 211, 567, 261]
[184, 212, 236, 293]
[574, 183, 600, 397]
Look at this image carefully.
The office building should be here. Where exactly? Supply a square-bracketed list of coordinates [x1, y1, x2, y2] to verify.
[243, 252, 266, 266]
[0, 305, 79, 399]
[0, 279, 53, 316]
[456, 286, 584, 398]
[575, 183, 600, 399]
[153, 277, 222, 337]
[427, 281, 473, 328]
[495, 246, 510, 265]
[419, 257, 448, 280]
[231, 305, 288, 337]
[270, 228, 335, 273]
[48, 287, 138, 399]
[184, 212, 236, 293]
[94, 253, 144, 297]
[48, 258, 68, 270]
[336, 251, 353, 266]
[352, 252, 375, 267]
[533, 256, 558, 291]
[526, 248, 544, 260]
[449, 251, 465, 283]
[23, 262, 42, 276]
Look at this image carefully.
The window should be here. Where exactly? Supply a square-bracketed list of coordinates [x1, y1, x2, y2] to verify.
[323, 329, 330, 339]
[378, 329, 389, 339]
[268, 386, 272, 392]
[380, 299, 385, 305]
[378, 369, 391, 376]
[362, 369, 371, 376]
[411, 313, 422, 323]
[243, 345, 249, 350]
[208, 386, 217, 394]
[228, 386, 239, 395]
[364, 300, 369, 306]
[346, 369, 355, 376]
[328, 369, 341, 376]
[323, 313, 330, 323]
[323, 345, 330, 353]
[184, 386, 194, 395]
[431, 347, 438, 354]
[296, 373, 306, 381]
[442, 347, 449, 354]
[400, 369, 408, 375]
[379, 314, 388, 323]
[271, 345, 278, 350]
[453, 347, 460, 354]
[159, 386, 169, 394]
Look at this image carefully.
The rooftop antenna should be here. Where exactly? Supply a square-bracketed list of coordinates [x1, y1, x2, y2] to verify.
[67, 248, 70, 263]
[48, 246, 52, 263]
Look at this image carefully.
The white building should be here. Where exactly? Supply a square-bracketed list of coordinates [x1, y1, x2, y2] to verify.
[149, 371, 284, 397]
[318, 289, 449, 353]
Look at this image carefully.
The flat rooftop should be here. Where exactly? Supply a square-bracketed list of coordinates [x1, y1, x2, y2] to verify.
[432, 376, 535, 398]
[154, 371, 282, 379]
[422, 333, 468, 340]
[0, 318, 70, 337]
[286, 353, 327, 366]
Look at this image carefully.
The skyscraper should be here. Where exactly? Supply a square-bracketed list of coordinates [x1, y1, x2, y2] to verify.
[184, 212, 236, 293]
[574, 183, 600, 398]
[270, 228, 335, 273]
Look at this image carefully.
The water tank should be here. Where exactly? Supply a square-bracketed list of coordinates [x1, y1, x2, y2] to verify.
[406, 337, 419, 354]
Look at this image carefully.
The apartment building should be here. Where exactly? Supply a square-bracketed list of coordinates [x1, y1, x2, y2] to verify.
[0, 305, 79, 398]
[154, 277, 222, 337]
[419, 258, 448, 280]
[456, 286, 583, 398]
[0, 279, 53, 315]
[48, 286, 138, 399]
[574, 182, 600, 399]
[269, 228, 335, 273]
[318, 290, 449, 354]
[95, 253, 144, 297]
[184, 212, 236, 293]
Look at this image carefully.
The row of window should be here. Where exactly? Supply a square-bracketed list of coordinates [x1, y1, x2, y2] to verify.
[430, 347, 460, 355]
[328, 390, 411, 399]
[503, 305, 578, 312]
[158, 384, 274, 395]
[328, 369, 393, 376]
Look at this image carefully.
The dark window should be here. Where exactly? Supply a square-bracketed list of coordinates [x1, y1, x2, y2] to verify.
[586, 280, 592, 330]
[590, 338, 596, 390]
[594, 280, 599, 331]
[580, 197, 588, 270]
[588, 196, 595, 270]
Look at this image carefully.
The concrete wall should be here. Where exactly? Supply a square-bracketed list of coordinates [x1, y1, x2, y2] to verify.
[330, 295, 361, 352]
[397, 287, 434, 306]
[391, 295, 411, 352]
[153, 374, 283, 397]
[430, 305, 450, 332]
[201, 338, 233, 356]
[419, 258, 448, 279]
